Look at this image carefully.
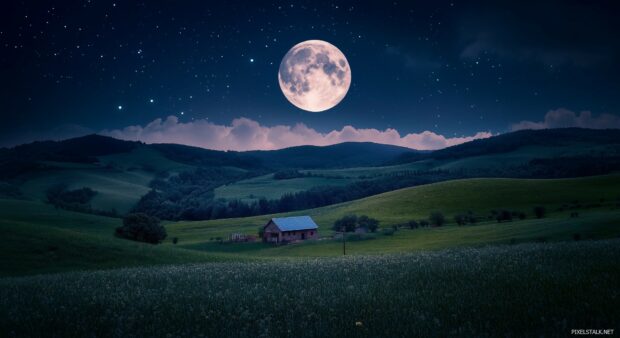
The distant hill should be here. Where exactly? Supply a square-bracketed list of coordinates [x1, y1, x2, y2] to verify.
[2, 128, 620, 221]
[246, 142, 418, 169]
[1, 135, 417, 173]
[429, 128, 620, 160]
[1, 134, 140, 164]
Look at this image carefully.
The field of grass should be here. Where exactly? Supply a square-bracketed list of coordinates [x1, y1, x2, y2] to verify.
[179, 210, 620, 257]
[19, 167, 153, 214]
[0, 199, 236, 277]
[435, 144, 612, 171]
[302, 160, 435, 178]
[168, 175, 620, 245]
[212, 143, 618, 202]
[213, 161, 441, 202]
[214, 173, 356, 202]
[97, 146, 193, 173]
[1, 239, 618, 337]
[3, 175, 619, 276]
[15, 147, 196, 214]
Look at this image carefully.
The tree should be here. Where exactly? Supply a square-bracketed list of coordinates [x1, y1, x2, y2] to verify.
[357, 215, 379, 233]
[454, 214, 467, 226]
[534, 206, 546, 219]
[429, 212, 445, 227]
[407, 220, 419, 229]
[115, 213, 167, 244]
[496, 210, 513, 223]
[333, 214, 358, 232]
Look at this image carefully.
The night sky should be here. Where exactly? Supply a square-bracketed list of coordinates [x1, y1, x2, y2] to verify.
[2, 1, 619, 149]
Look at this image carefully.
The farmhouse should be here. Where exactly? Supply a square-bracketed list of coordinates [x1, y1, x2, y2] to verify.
[262, 216, 319, 243]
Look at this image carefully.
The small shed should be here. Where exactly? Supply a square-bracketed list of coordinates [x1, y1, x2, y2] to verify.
[262, 216, 319, 243]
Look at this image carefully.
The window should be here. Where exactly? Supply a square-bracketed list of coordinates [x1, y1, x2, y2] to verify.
[310, 231, 313, 235]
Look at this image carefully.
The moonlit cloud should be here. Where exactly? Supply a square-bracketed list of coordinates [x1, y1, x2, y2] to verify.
[101, 116, 493, 151]
[511, 108, 620, 131]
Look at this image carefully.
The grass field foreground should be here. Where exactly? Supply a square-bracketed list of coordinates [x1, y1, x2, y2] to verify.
[1, 239, 618, 337]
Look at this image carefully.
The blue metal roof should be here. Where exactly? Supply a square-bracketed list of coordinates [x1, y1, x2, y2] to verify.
[271, 216, 318, 231]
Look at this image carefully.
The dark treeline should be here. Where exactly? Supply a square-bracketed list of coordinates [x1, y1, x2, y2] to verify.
[131, 166, 262, 220]
[453, 155, 620, 179]
[134, 170, 461, 220]
[272, 169, 312, 180]
[45, 184, 117, 217]
[131, 153, 620, 221]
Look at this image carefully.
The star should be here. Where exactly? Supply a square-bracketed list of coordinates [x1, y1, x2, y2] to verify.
[250, 58, 254, 63]
[117, 105, 123, 110]
[149, 99, 154, 103]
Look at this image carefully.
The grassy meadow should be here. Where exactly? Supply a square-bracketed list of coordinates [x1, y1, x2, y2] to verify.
[2, 175, 619, 276]
[214, 173, 355, 202]
[1, 164, 619, 336]
[211, 142, 619, 202]
[1, 239, 618, 337]
[0, 199, 240, 277]
[168, 175, 620, 245]
[179, 210, 620, 257]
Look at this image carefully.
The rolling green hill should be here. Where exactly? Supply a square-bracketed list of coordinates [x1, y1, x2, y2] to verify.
[208, 128, 620, 204]
[214, 173, 356, 202]
[1, 175, 619, 276]
[0, 199, 237, 276]
[3, 129, 620, 219]
[167, 175, 620, 252]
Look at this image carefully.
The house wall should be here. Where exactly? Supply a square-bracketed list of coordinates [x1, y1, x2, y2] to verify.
[280, 229, 318, 242]
[263, 221, 281, 243]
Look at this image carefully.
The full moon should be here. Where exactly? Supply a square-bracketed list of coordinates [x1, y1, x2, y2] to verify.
[278, 40, 351, 112]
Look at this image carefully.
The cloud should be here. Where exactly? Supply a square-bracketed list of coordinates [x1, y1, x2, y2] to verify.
[511, 108, 620, 131]
[101, 116, 492, 151]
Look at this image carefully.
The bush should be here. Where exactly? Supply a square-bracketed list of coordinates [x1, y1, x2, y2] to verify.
[357, 215, 379, 233]
[172, 237, 179, 245]
[407, 220, 419, 229]
[46, 184, 97, 206]
[534, 206, 546, 219]
[333, 215, 358, 232]
[273, 170, 307, 180]
[115, 213, 167, 244]
[496, 210, 513, 223]
[419, 220, 430, 227]
[381, 228, 395, 236]
[455, 211, 479, 225]
[429, 212, 445, 227]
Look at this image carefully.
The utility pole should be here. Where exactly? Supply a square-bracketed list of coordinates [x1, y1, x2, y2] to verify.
[341, 226, 346, 255]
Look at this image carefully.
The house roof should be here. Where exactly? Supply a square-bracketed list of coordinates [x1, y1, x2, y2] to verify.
[270, 216, 318, 231]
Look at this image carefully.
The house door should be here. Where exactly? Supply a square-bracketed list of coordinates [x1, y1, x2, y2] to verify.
[301, 233, 306, 240]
